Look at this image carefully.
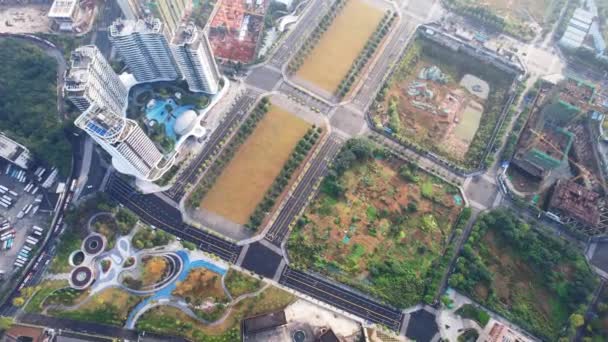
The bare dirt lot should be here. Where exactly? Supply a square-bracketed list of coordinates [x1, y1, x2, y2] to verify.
[0, 5, 51, 34]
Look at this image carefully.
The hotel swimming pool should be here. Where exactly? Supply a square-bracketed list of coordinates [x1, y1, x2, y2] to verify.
[145, 98, 195, 140]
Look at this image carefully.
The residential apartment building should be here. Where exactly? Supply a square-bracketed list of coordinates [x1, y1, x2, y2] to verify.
[149, 0, 191, 36]
[64, 45, 128, 115]
[75, 104, 174, 181]
[171, 22, 221, 94]
[109, 17, 181, 83]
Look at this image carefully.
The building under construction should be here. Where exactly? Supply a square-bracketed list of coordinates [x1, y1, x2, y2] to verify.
[547, 180, 608, 235]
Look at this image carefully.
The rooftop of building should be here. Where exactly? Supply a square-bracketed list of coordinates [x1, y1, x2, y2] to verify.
[549, 179, 601, 227]
[243, 310, 287, 335]
[65, 46, 98, 92]
[172, 21, 201, 46]
[109, 17, 163, 37]
[48, 0, 78, 18]
[75, 105, 126, 142]
[0, 132, 31, 169]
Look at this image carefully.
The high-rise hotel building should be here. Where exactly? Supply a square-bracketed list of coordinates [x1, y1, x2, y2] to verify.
[64, 45, 128, 115]
[171, 22, 221, 94]
[109, 17, 181, 83]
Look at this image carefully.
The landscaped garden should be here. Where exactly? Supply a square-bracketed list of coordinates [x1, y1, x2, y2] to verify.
[136, 285, 295, 341]
[288, 138, 465, 307]
[370, 35, 514, 169]
[288, 0, 391, 96]
[126, 81, 211, 154]
[449, 210, 597, 340]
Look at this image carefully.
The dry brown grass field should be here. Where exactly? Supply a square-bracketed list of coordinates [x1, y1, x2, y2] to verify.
[200, 106, 310, 224]
[296, 0, 383, 93]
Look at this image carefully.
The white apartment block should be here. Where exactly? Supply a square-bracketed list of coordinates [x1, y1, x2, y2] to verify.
[64, 45, 128, 115]
[48, 0, 79, 31]
[171, 22, 221, 94]
[109, 17, 181, 83]
[75, 104, 174, 181]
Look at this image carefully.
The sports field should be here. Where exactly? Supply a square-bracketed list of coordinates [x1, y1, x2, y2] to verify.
[296, 0, 383, 93]
[200, 106, 310, 224]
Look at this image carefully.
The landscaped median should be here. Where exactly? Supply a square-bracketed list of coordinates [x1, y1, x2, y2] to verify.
[287, 0, 392, 98]
[188, 98, 322, 231]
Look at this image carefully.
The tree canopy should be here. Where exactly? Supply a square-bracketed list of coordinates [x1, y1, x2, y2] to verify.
[0, 38, 71, 174]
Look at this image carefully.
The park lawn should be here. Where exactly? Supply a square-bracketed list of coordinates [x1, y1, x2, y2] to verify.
[224, 269, 263, 298]
[449, 210, 597, 340]
[55, 287, 143, 327]
[201, 105, 310, 224]
[23, 280, 69, 313]
[136, 286, 295, 340]
[288, 156, 462, 307]
[296, 0, 383, 93]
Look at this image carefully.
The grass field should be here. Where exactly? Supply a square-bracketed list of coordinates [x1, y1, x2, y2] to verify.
[288, 149, 462, 307]
[56, 287, 143, 326]
[296, 0, 383, 93]
[453, 101, 483, 143]
[201, 105, 310, 224]
[477, 0, 552, 23]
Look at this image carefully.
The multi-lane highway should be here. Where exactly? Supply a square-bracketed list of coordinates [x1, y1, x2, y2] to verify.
[267, 0, 333, 69]
[265, 133, 343, 245]
[279, 267, 404, 331]
[163, 90, 258, 202]
[107, 175, 242, 263]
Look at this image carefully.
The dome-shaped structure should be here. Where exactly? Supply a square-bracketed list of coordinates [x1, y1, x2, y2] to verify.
[174, 110, 198, 136]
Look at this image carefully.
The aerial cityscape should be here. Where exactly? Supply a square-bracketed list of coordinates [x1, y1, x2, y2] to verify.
[0, 0, 608, 341]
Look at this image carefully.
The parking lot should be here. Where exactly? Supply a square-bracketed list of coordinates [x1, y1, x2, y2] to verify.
[0, 160, 57, 280]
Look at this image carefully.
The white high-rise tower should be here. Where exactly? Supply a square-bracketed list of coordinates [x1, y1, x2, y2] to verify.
[64, 45, 128, 115]
[75, 104, 174, 181]
[171, 22, 221, 94]
[109, 17, 181, 83]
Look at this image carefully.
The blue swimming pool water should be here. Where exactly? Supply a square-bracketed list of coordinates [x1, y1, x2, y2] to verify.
[125, 250, 227, 327]
[145, 99, 195, 140]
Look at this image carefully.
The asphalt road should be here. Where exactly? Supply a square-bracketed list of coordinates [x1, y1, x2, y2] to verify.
[267, 0, 332, 69]
[279, 266, 404, 331]
[107, 175, 242, 263]
[20, 313, 186, 342]
[265, 133, 343, 246]
[163, 90, 258, 202]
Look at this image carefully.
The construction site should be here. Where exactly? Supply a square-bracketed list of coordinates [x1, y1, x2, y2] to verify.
[378, 60, 490, 161]
[208, 0, 267, 63]
[507, 78, 608, 235]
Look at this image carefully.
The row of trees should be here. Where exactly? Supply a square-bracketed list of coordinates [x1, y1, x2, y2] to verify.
[132, 227, 173, 250]
[286, 0, 348, 74]
[336, 11, 397, 98]
[187, 98, 271, 208]
[449, 210, 597, 340]
[246, 126, 322, 230]
[500, 83, 538, 161]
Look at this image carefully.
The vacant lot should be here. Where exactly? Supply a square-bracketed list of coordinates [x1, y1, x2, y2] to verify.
[296, 0, 383, 93]
[372, 37, 513, 168]
[449, 210, 597, 340]
[201, 106, 310, 224]
[477, 0, 552, 23]
[288, 140, 462, 307]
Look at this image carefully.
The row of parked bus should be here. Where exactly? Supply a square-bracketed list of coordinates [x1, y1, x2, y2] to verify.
[12, 226, 43, 269]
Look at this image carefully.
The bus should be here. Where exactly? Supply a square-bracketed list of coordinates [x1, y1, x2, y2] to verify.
[8, 190, 18, 197]
[33, 226, 43, 233]
[32, 230, 42, 238]
[0, 185, 8, 192]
